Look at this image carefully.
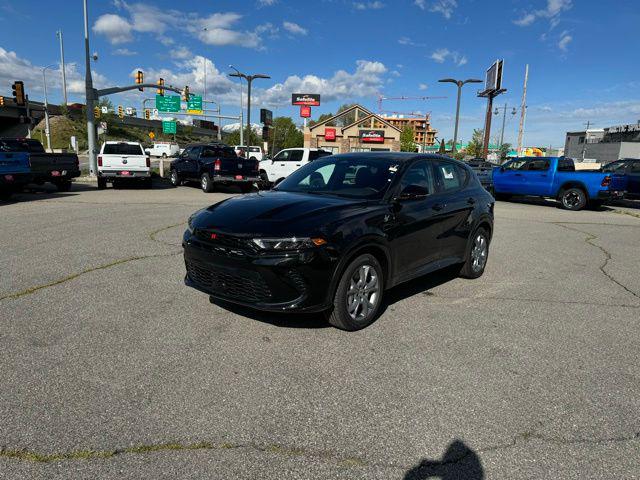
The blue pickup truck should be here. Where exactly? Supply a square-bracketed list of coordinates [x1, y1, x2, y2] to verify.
[603, 158, 640, 199]
[492, 157, 613, 210]
[0, 152, 31, 200]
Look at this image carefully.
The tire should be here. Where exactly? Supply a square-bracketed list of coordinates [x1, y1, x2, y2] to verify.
[200, 173, 214, 193]
[239, 182, 254, 193]
[97, 177, 107, 190]
[258, 172, 271, 190]
[559, 187, 587, 211]
[55, 180, 72, 192]
[459, 227, 491, 279]
[493, 192, 511, 201]
[169, 169, 180, 187]
[326, 254, 384, 331]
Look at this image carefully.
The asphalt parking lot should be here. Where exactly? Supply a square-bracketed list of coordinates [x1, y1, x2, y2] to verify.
[1, 182, 639, 479]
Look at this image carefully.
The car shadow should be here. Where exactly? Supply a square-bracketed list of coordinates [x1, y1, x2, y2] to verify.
[610, 198, 640, 210]
[496, 196, 618, 212]
[404, 439, 484, 480]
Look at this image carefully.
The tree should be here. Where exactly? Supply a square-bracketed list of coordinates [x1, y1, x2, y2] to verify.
[465, 128, 485, 158]
[498, 142, 512, 163]
[268, 116, 303, 155]
[224, 126, 262, 147]
[400, 125, 416, 152]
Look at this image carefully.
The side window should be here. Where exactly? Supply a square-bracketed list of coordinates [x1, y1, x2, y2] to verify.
[181, 147, 192, 159]
[274, 150, 290, 162]
[630, 162, 640, 173]
[399, 161, 435, 196]
[436, 162, 462, 191]
[525, 159, 550, 171]
[558, 159, 575, 172]
[288, 150, 304, 162]
[189, 147, 201, 160]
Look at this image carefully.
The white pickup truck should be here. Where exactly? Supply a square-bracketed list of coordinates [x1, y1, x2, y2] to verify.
[259, 148, 332, 186]
[97, 141, 151, 189]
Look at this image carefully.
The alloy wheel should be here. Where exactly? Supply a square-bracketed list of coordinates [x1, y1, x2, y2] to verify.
[346, 264, 380, 321]
[471, 233, 488, 272]
[171, 171, 178, 186]
[201, 176, 208, 191]
[563, 190, 582, 209]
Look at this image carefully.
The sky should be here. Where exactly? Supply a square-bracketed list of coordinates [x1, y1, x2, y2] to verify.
[0, 0, 639, 147]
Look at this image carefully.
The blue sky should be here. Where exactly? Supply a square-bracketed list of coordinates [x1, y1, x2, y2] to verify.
[0, 0, 638, 146]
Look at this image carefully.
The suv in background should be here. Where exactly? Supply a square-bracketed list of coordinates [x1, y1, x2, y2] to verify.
[170, 143, 260, 193]
[98, 141, 150, 189]
[260, 148, 332, 186]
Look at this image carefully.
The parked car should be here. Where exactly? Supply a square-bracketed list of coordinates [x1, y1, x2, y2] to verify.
[145, 142, 180, 158]
[232, 145, 248, 158]
[170, 143, 259, 193]
[0, 151, 31, 200]
[603, 158, 640, 199]
[259, 148, 332, 187]
[182, 153, 494, 331]
[97, 141, 151, 189]
[466, 158, 496, 193]
[492, 156, 613, 210]
[0, 138, 80, 192]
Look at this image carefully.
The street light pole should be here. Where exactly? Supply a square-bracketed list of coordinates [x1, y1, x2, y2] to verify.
[229, 65, 244, 146]
[228, 67, 270, 148]
[42, 64, 56, 152]
[438, 78, 482, 153]
[83, 0, 97, 176]
[56, 30, 68, 106]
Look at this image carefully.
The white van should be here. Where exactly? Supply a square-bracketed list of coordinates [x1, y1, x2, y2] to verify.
[232, 145, 263, 161]
[145, 142, 180, 158]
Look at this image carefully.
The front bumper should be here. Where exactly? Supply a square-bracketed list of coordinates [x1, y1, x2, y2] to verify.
[182, 230, 337, 312]
[99, 170, 151, 179]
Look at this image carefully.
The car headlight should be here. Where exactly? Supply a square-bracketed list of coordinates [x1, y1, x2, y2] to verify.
[251, 237, 327, 251]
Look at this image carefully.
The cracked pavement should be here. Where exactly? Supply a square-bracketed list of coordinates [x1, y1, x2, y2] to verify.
[1, 184, 639, 479]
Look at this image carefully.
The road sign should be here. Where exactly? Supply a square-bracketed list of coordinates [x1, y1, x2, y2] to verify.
[292, 93, 320, 106]
[162, 120, 177, 134]
[125, 107, 133, 116]
[300, 105, 311, 118]
[101, 106, 108, 114]
[149, 131, 155, 139]
[186, 95, 203, 114]
[156, 94, 181, 112]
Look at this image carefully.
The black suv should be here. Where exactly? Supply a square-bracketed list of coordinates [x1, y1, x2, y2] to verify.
[183, 153, 494, 330]
[170, 143, 259, 193]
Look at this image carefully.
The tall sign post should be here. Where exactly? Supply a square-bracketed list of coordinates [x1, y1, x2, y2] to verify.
[478, 60, 506, 159]
[292, 93, 320, 130]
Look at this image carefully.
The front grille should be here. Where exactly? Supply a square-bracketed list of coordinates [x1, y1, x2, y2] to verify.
[286, 269, 307, 296]
[195, 230, 258, 255]
[186, 260, 272, 302]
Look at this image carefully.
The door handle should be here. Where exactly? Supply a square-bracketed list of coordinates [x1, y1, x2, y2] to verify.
[432, 203, 445, 211]
[280, 163, 285, 166]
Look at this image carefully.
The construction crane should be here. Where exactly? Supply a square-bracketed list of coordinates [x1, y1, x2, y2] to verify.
[377, 94, 447, 113]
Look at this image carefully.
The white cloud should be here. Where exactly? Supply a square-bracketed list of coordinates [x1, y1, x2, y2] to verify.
[430, 48, 467, 66]
[257, 0, 277, 5]
[191, 13, 263, 48]
[112, 48, 137, 56]
[173, 46, 192, 59]
[430, 0, 457, 19]
[353, 1, 385, 9]
[419, 83, 428, 90]
[514, 0, 572, 27]
[282, 21, 307, 35]
[414, 0, 426, 9]
[92, 14, 133, 44]
[398, 36, 426, 47]
[558, 33, 572, 52]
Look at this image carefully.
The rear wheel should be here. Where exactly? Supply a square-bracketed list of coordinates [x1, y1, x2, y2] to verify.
[326, 254, 383, 331]
[258, 172, 271, 190]
[200, 173, 214, 193]
[460, 227, 490, 279]
[144, 177, 153, 189]
[559, 187, 587, 211]
[170, 169, 180, 187]
[55, 180, 72, 192]
[161, 153, 167, 159]
[97, 177, 107, 190]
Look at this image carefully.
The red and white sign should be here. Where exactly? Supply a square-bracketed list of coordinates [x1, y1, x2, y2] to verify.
[359, 129, 385, 143]
[325, 128, 336, 141]
[300, 105, 311, 118]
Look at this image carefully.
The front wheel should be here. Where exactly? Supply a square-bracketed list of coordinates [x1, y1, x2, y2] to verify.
[169, 169, 180, 187]
[200, 173, 214, 193]
[559, 187, 587, 211]
[493, 192, 511, 201]
[326, 254, 383, 331]
[459, 227, 490, 279]
[97, 177, 107, 190]
[0, 189, 12, 201]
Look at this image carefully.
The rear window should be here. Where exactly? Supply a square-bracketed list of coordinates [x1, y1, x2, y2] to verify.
[103, 143, 144, 155]
[201, 146, 237, 158]
[249, 147, 260, 152]
[309, 150, 332, 161]
[0, 139, 45, 153]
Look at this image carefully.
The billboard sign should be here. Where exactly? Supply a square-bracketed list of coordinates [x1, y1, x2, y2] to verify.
[359, 130, 385, 143]
[260, 108, 273, 125]
[186, 95, 203, 114]
[325, 128, 336, 141]
[481, 59, 504, 95]
[300, 105, 311, 118]
[292, 93, 320, 106]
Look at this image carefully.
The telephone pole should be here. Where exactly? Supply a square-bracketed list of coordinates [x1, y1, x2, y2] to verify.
[517, 64, 529, 156]
[56, 30, 68, 106]
[83, 0, 97, 176]
[581, 120, 591, 161]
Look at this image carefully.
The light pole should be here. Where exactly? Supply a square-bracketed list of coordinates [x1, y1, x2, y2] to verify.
[438, 78, 482, 153]
[228, 65, 244, 146]
[228, 67, 270, 147]
[42, 64, 56, 152]
[493, 104, 517, 148]
[56, 30, 68, 106]
[83, 0, 97, 176]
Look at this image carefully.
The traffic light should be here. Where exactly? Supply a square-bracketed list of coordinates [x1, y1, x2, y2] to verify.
[118, 105, 123, 118]
[12, 81, 25, 106]
[135, 70, 144, 91]
[157, 78, 164, 96]
[144, 109, 150, 120]
[94, 106, 100, 118]
[183, 85, 189, 102]
[0, 96, 4, 107]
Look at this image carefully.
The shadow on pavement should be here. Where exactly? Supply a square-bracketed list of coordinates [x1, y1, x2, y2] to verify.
[404, 440, 484, 480]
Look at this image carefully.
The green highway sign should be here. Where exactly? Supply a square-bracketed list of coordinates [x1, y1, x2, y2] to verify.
[186, 95, 203, 114]
[162, 120, 177, 134]
[156, 94, 181, 112]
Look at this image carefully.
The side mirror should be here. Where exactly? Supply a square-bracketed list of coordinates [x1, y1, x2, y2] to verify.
[397, 184, 428, 201]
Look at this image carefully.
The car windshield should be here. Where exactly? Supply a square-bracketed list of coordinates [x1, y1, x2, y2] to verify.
[275, 155, 401, 199]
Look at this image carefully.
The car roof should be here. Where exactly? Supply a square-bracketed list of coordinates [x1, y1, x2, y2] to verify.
[104, 141, 141, 145]
[185, 142, 231, 148]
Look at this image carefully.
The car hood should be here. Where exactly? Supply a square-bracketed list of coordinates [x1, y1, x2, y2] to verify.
[192, 191, 370, 235]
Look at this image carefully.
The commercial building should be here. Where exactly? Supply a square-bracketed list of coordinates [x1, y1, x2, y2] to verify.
[304, 105, 401, 153]
[565, 122, 640, 163]
[380, 114, 437, 147]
